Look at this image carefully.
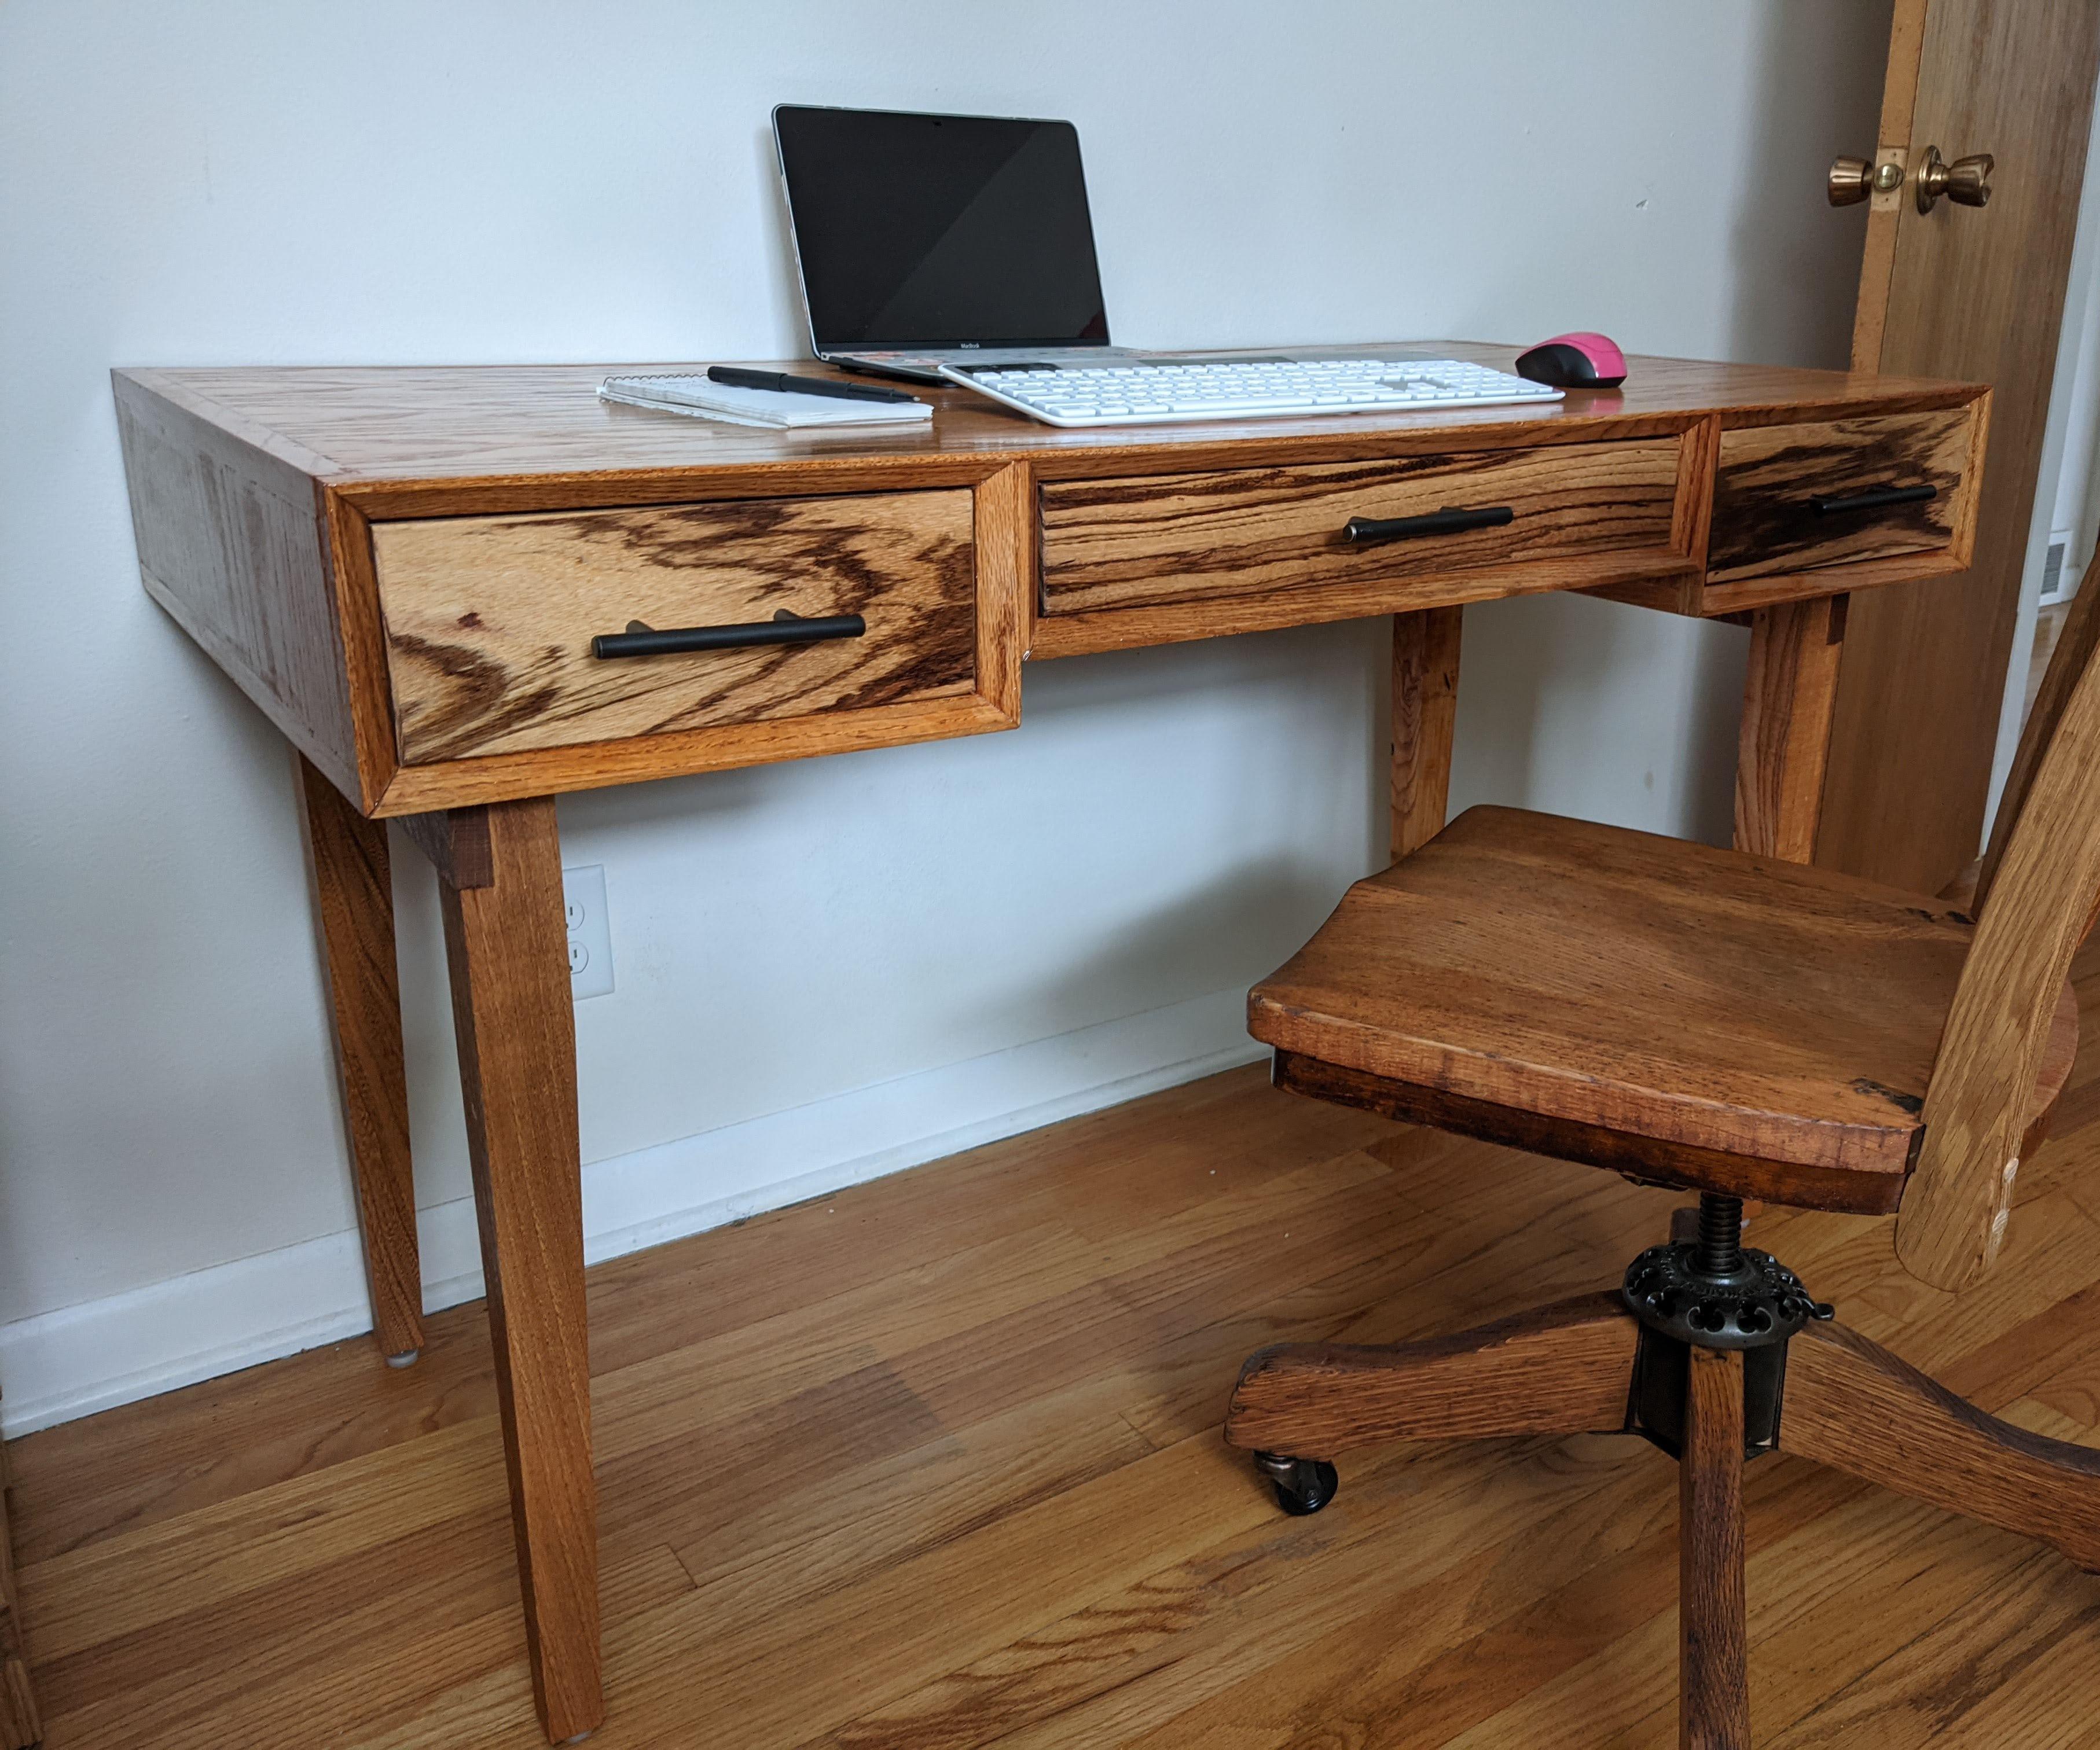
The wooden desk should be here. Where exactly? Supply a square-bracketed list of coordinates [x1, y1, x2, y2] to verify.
[113, 345, 1988, 1741]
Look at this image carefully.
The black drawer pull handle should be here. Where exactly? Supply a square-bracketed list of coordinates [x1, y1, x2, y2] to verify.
[591, 608, 867, 660]
[1342, 505, 1515, 544]
[1809, 483, 1939, 517]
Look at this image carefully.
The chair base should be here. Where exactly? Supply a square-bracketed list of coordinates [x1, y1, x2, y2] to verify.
[1225, 1211, 2100, 1748]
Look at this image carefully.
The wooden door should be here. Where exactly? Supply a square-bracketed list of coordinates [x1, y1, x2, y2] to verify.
[1816, 0, 2100, 894]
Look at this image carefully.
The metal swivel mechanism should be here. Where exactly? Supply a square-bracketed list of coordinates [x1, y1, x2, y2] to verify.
[1248, 1194, 1836, 1516]
[1622, 1193, 1833, 1458]
[1622, 1194, 1830, 1351]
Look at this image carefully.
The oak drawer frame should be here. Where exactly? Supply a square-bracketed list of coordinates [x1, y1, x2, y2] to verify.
[330, 462, 1029, 815]
[1036, 436, 1684, 630]
[1019, 387, 1986, 659]
[1026, 418, 1713, 659]
[112, 362, 1991, 819]
[1702, 392, 1988, 616]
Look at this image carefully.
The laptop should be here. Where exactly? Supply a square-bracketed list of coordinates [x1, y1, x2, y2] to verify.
[769, 103, 1563, 428]
[771, 103, 1153, 385]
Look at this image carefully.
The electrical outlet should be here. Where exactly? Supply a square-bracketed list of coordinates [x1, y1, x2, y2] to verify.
[561, 865, 614, 999]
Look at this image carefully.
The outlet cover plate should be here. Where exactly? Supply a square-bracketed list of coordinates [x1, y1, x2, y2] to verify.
[562, 864, 614, 1000]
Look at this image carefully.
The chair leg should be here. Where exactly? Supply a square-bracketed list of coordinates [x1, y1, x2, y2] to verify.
[1224, 1290, 1639, 1458]
[1778, 1319, 2100, 1573]
[1680, 1346, 1750, 1750]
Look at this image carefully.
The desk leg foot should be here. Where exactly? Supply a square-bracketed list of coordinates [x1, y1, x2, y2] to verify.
[295, 752, 425, 1363]
[1734, 595, 1847, 864]
[439, 796, 603, 1745]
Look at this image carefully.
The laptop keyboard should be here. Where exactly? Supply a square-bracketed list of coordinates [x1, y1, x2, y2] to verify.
[939, 357, 1564, 426]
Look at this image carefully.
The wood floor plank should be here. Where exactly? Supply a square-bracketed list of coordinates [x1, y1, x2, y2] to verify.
[11, 936, 2100, 1745]
[19, 1418, 509, 1661]
[667, 1374, 1152, 1612]
[860, 1435, 1683, 1750]
[1764, 1547, 2099, 1749]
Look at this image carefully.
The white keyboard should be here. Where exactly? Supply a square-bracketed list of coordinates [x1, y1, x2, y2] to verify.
[938, 356, 1564, 427]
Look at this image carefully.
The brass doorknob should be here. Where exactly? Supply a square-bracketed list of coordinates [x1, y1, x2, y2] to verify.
[1915, 146, 1993, 212]
[1828, 156, 1872, 205]
[1828, 154, 1905, 207]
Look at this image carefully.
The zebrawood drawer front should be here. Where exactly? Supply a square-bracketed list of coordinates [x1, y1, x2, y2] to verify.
[1707, 406, 1972, 583]
[372, 492, 977, 763]
[1038, 440, 1682, 617]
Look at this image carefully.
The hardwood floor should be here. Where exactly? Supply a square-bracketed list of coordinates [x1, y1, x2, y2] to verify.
[10, 946, 2100, 1747]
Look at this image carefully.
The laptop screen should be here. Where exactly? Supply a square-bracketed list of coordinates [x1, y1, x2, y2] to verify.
[773, 105, 1111, 352]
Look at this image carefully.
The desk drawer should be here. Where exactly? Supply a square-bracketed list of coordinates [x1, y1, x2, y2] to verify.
[372, 491, 978, 763]
[1038, 439, 1682, 618]
[1707, 406, 1973, 584]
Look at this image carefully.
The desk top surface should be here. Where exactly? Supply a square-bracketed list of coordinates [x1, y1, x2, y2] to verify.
[118, 342, 1983, 488]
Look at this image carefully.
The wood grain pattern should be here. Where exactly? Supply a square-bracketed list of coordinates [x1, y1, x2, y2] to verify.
[1976, 544, 2100, 917]
[1224, 1292, 1637, 1456]
[971, 462, 1032, 709]
[2024, 979, 2081, 1163]
[436, 797, 599, 1743]
[375, 492, 977, 763]
[1899, 590, 2100, 1289]
[1706, 406, 1972, 584]
[1249, 805, 1978, 1182]
[1695, 542, 1971, 619]
[16, 964, 2100, 1745]
[113, 351, 1984, 486]
[370, 689, 1018, 817]
[1025, 547, 1697, 660]
[116, 352, 1987, 810]
[113, 374, 366, 806]
[1846, 0, 1928, 372]
[1276, 973, 2073, 1223]
[293, 753, 423, 1361]
[1819, 0, 2100, 894]
[1679, 1346, 1748, 1750]
[1778, 1319, 2100, 1573]
[1272, 1049, 1911, 1215]
[1037, 439, 1681, 616]
[397, 806, 494, 891]
[0, 1413, 38, 1750]
[1733, 594, 1847, 863]
[1390, 606, 1462, 860]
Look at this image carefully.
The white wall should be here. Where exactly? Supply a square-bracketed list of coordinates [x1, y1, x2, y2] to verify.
[1985, 86, 2100, 830]
[0, 0, 1889, 1432]
[2040, 93, 2100, 598]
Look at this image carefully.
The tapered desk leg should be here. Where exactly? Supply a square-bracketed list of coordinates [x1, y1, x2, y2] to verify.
[437, 796, 601, 1744]
[1734, 595, 1847, 863]
[293, 752, 424, 1364]
[1393, 606, 1463, 861]
[1679, 1345, 1749, 1750]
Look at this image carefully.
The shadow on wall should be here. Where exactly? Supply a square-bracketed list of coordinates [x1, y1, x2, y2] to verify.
[945, 852, 1357, 1054]
[1448, 592, 1749, 850]
[1446, 0, 1889, 850]
[1728, 0, 1890, 368]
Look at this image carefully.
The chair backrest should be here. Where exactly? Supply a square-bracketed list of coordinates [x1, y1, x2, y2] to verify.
[1899, 552, 2100, 1289]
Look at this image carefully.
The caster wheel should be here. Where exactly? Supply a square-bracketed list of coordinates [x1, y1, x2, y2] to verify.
[1253, 1451, 1338, 1516]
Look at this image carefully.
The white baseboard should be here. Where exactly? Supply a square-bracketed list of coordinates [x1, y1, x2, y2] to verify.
[0, 989, 1264, 1437]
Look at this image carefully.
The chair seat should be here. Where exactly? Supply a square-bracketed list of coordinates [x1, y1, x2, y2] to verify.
[1250, 807, 2076, 1214]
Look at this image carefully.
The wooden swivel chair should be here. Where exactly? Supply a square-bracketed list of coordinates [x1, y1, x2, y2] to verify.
[1224, 579, 2100, 1748]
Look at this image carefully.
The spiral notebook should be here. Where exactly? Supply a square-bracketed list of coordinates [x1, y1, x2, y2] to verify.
[598, 373, 932, 430]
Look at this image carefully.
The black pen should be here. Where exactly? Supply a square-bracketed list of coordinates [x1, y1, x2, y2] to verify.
[706, 366, 919, 405]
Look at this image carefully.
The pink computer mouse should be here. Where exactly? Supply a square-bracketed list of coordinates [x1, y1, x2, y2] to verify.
[1514, 332, 1628, 389]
